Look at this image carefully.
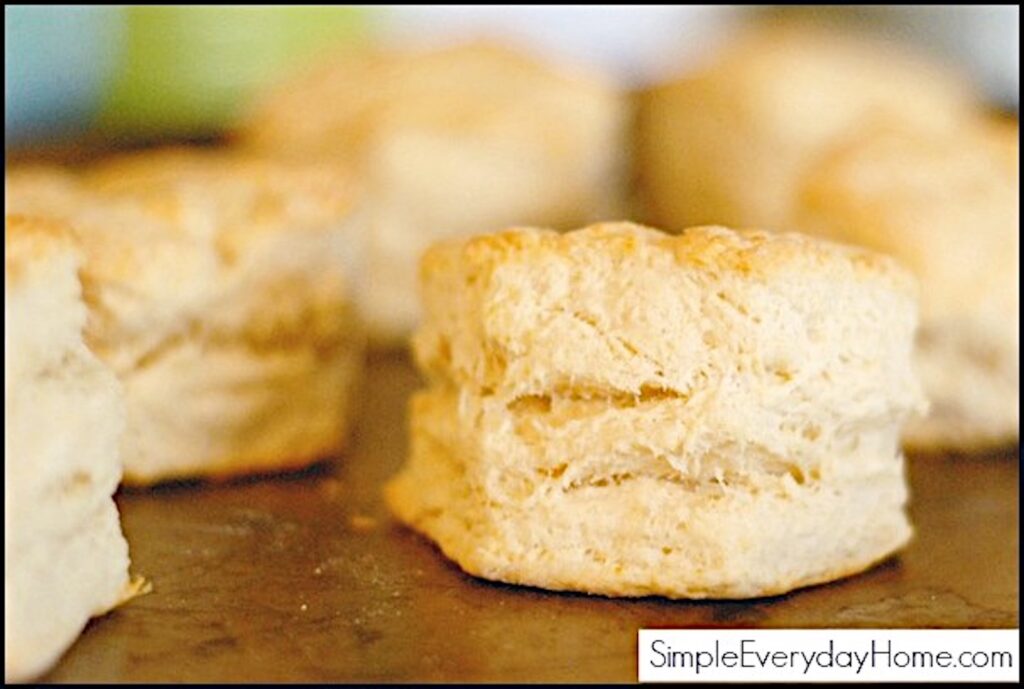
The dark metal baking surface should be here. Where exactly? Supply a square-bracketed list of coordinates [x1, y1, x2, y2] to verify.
[44, 354, 1019, 683]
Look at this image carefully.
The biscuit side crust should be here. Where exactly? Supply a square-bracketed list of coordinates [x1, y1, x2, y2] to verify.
[387, 417, 912, 600]
[119, 330, 363, 486]
[5, 216, 131, 682]
[414, 386, 910, 491]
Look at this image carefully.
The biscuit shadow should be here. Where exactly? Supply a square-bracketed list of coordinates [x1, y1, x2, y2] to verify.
[905, 443, 1020, 463]
[116, 457, 339, 496]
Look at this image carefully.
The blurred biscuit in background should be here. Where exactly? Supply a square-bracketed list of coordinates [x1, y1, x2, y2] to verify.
[238, 41, 627, 344]
[6, 151, 366, 485]
[5, 215, 134, 682]
[798, 121, 1020, 451]
[635, 21, 978, 233]
[3, 165, 83, 214]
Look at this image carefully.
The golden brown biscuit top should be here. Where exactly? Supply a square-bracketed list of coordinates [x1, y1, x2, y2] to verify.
[800, 122, 1018, 241]
[688, 22, 970, 91]
[648, 22, 975, 139]
[84, 148, 357, 215]
[7, 151, 363, 363]
[239, 40, 620, 158]
[5, 214, 78, 285]
[7, 173, 215, 295]
[422, 222, 917, 297]
[81, 148, 360, 262]
[6, 150, 359, 282]
[4, 166, 83, 216]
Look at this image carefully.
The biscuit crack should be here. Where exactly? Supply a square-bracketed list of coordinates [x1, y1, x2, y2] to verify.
[554, 306, 669, 378]
[506, 385, 689, 412]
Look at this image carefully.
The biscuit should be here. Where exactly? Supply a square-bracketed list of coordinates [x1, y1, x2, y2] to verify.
[239, 41, 627, 343]
[635, 22, 976, 232]
[6, 150, 366, 485]
[388, 222, 924, 599]
[5, 215, 133, 681]
[798, 122, 1019, 451]
[414, 223, 920, 402]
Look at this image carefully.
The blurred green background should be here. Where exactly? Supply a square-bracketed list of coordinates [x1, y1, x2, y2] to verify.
[100, 7, 368, 135]
[6, 6, 370, 143]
